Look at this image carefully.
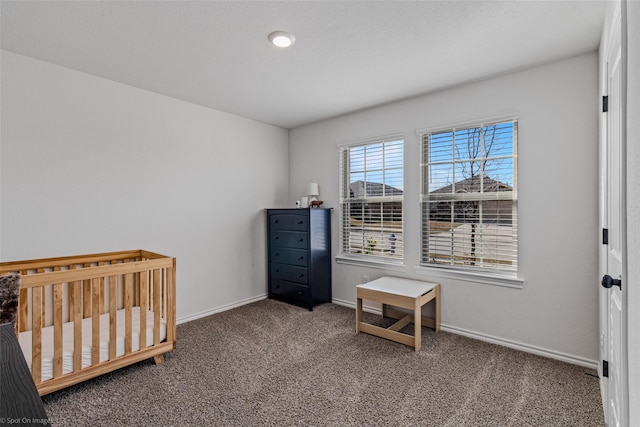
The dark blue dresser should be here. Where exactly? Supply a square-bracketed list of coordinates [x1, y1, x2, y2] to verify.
[266, 208, 331, 310]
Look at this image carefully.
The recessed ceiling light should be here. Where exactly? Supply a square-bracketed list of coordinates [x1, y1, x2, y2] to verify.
[268, 31, 295, 48]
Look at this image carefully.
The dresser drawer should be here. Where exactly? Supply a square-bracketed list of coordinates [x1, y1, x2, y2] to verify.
[270, 247, 308, 267]
[270, 230, 308, 249]
[269, 214, 308, 231]
[270, 263, 308, 285]
[270, 279, 309, 303]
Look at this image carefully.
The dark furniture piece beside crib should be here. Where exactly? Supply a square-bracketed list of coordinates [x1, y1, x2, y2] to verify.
[0, 324, 49, 424]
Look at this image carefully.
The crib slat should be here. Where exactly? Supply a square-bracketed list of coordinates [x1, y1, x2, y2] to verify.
[124, 273, 133, 355]
[83, 264, 91, 319]
[161, 268, 166, 319]
[37, 268, 45, 328]
[19, 285, 28, 333]
[134, 269, 141, 309]
[109, 275, 117, 360]
[72, 279, 82, 373]
[69, 272, 78, 323]
[68, 269, 75, 316]
[153, 269, 161, 346]
[167, 260, 176, 347]
[139, 272, 148, 350]
[99, 262, 106, 314]
[32, 286, 43, 385]
[53, 283, 63, 378]
[91, 278, 100, 366]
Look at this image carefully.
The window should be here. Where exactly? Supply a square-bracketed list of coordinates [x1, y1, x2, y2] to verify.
[420, 119, 517, 273]
[339, 138, 404, 261]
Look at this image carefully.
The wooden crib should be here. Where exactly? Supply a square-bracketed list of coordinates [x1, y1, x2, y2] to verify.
[0, 249, 176, 395]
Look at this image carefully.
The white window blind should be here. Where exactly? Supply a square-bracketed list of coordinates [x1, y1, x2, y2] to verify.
[339, 138, 404, 260]
[420, 119, 517, 273]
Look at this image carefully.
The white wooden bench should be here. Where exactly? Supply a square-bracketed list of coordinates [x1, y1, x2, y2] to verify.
[356, 277, 440, 352]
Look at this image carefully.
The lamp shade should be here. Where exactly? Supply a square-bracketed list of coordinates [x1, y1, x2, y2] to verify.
[307, 183, 319, 196]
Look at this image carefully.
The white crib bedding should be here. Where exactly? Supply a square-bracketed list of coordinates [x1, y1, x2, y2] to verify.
[18, 307, 167, 381]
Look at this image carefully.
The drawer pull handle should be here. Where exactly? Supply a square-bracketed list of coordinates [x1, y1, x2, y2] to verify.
[275, 253, 279, 256]
[275, 220, 279, 223]
[299, 239, 304, 242]
[297, 291, 303, 295]
[298, 221, 303, 224]
[298, 274, 305, 278]
[275, 269, 280, 273]
[298, 256, 304, 260]
[275, 237, 279, 240]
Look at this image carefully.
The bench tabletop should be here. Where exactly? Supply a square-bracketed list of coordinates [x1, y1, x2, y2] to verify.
[357, 277, 438, 298]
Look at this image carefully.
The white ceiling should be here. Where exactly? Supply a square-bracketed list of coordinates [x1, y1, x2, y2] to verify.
[1, 1, 606, 129]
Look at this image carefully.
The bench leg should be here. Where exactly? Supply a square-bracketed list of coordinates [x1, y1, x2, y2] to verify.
[413, 302, 422, 352]
[435, 285, 441, 332]
[356, 297, 362, 333]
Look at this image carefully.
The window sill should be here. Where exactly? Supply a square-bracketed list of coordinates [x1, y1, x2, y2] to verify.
[334, 255, 523, 289]
[335, 254, 408, 272]
[414, 265, 524, 289]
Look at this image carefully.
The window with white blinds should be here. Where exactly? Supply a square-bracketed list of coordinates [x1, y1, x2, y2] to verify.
[420, 119, 517, 273]
[339, 138, 404, 260]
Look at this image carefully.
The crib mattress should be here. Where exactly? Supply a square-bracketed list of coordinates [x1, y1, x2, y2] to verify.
[18, 307, 167, 381]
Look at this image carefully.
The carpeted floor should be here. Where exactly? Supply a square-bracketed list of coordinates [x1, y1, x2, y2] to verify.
[42, 299, 605, 426]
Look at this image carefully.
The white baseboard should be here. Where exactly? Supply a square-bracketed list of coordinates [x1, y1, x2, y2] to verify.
[441, 324, 598, 370]
[332, 298, 598, 370]
[177, 294, 267, 325]
[331, 298, 357, 309]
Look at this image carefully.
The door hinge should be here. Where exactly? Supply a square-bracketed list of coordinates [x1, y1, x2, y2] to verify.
[603, 360, 609, 378]
[603, 228, 609, 245]
[603, 95, 609, 112]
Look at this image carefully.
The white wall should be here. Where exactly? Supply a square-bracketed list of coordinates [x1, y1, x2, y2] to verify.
[290, 53, 600, 365]
[0, 51, 289, 321]
[625, 1, 639, 424]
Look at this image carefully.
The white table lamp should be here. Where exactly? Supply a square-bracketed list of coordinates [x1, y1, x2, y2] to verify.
[307, 182, 319, 204]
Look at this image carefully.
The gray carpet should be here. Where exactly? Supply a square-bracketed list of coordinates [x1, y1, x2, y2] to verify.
[42, 299, 605, 426]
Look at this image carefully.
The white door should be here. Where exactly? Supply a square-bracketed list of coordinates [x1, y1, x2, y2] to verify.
[602, 17, 626, 427]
